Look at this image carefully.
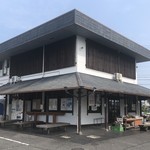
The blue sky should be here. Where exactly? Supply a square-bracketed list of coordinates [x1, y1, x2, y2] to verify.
[0, 0, 150, 88]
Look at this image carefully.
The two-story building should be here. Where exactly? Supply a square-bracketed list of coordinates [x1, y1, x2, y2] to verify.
[0, 9, 150, 133]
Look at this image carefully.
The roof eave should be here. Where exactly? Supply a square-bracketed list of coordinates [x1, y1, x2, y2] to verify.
[0, 9, 150, 62]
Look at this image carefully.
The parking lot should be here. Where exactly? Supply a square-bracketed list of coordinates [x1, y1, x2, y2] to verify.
[0, 126, 150, 150]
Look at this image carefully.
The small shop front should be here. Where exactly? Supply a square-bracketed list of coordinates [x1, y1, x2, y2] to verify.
[0, 73, 150, 134]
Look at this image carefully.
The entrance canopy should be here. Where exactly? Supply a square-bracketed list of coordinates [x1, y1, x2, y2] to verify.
[0, 73, 150, 98]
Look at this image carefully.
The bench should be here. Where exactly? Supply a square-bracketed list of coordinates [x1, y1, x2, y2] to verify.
[13, 121, 44, 128]
[0, 119, 19, 127]
[139, 123, 150, 131]
[26, 112, 65, 124]
[13, 121, 35, 128]
[36, 123, 70, 134]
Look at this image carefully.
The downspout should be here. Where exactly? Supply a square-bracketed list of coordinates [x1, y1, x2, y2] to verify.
[104, 92, 108, 130]
[75, 73, 83, 135]
[23, 99, 25, 121]
[77, 87, 82, 135]
[4, 95, 7, 120]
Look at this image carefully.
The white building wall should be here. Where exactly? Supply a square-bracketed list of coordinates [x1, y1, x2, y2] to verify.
[76, 36, 86, 72]
[80, 96, 104, 125]
[21, 66, 77, 81]
[0, 75, 9, 86]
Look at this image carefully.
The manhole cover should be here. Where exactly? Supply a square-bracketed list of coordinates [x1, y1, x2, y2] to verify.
[71, 148, 84, 150]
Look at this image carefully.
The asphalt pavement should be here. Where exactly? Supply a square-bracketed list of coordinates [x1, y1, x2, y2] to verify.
[0, 125, 150, 150]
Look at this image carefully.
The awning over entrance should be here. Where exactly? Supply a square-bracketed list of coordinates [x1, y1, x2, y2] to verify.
[79, 73, 150, 98]
[0, 73, 79, 94]
[0, 73, 150, 98]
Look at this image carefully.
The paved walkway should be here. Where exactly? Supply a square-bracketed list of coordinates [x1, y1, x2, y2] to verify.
[0, 125, 150, 150]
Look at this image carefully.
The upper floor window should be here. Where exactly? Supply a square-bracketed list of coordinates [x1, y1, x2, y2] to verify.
[10, 47, 43, 77]
[86, 39, 136, 79]
[44, 36, 76, 72]
[10, 36, 76, 77]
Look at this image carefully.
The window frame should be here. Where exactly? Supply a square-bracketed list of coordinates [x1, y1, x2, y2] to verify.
[87, 91, 102, 114]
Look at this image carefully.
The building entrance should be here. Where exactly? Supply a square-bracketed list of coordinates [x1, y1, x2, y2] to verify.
[108, 99, 120, 123]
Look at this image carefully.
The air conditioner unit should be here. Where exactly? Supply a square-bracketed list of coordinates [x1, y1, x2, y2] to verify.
[114, 73, 123, 82]
[2, 59, 8, 75]
[11, 76, 21, 83]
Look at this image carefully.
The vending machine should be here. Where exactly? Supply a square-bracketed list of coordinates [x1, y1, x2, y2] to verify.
[11, 99, 23, 120]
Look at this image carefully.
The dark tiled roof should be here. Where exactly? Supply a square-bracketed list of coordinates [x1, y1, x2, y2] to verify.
[79, 73, 150, 97]
[0, 9, 150, 62]
[0, 73, 79, 94]
[0, 73, 150, 98]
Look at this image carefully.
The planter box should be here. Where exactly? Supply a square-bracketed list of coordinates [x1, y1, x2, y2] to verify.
[112, 124, 124, 132]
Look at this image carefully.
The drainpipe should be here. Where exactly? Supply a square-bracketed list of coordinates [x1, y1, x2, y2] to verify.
[64, 87, 82, 135]
[64, 87, 96, 135]
[104, 92, 108, 130]
[77, 88, 82, 135]
[4, 95, 7, 120]
[23, 99, 25, 121]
